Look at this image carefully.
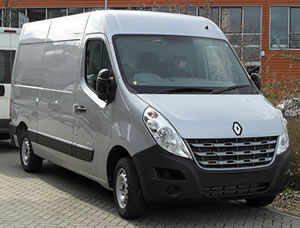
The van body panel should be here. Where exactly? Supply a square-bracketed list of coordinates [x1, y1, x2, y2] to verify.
[47, 14, 89, 42]
[137, 94, 283, 138]
[21, 21, 51, 44]
[12, 43, 45, 134]
[37, 39, 81, 170]
[132, 144, 290, 203]
[85, 11, 226, 42]
[32, 142, 79, 172]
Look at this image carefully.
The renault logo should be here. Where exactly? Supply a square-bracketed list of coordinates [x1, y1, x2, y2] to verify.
[233, 122, 242, 136]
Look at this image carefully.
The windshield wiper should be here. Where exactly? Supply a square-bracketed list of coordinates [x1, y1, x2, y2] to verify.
[160, 87, 213, 94]
[210, 85, 250, 94]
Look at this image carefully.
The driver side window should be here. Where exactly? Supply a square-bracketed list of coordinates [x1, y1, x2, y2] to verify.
[85, 40, 112, 91]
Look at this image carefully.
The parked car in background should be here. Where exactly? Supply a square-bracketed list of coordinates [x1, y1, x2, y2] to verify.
[0, 27, 21, 140]
[10, 11, 290, 219]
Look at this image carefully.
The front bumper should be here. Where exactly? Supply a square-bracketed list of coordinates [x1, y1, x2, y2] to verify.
[0, 119, 10, 139]
[132, 145, 290, 203]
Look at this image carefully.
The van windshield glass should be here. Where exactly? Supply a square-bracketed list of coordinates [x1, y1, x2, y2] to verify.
[0, 50, 15, 83]
[113, 35, 253, 94]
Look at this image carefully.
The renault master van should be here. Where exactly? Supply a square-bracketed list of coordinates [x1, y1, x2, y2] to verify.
[0, 27, 20, 140]
[10, 11, 290, 219]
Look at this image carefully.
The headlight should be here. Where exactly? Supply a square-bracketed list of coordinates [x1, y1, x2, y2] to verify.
[277, 118, 289, 154]
[143, 107, 192, 159]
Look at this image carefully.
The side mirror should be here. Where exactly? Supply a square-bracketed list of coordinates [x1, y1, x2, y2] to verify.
[0, 85, 4, 96]
[250, 73, 261, 91]
[96, 69, 116, 104]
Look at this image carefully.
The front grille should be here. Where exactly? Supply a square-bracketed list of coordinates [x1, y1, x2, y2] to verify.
[186, 136, 278, 169]
[204, 183, 269, 197]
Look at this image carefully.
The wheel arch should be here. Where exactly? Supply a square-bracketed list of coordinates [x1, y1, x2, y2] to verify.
[16, 121, 28, 137]
[106, 145, 131, 188]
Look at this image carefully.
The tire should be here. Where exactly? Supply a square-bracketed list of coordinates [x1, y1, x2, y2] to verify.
[19, 131, 43, 172]
[245, 195, 276, 207]
[113, 157, 145, 219]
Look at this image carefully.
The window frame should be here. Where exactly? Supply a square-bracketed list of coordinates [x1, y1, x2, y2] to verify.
[84, 38, 113, 94]
[112, 34, 253, 94]
[270, 5, 300, 50]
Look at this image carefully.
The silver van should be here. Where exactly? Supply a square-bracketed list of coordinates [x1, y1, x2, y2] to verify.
[10, 11, 290, 219]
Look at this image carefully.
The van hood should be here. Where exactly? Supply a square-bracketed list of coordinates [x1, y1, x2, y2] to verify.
[137, 94, 283, 139]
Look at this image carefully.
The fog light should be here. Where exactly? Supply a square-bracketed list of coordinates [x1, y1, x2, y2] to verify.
[166, 186, 178, 195]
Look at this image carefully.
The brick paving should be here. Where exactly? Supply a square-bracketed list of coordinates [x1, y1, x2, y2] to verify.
[0, 140, 299, 228]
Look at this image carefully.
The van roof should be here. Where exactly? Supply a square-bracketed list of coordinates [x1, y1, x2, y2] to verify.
[20, 10, 226, 44]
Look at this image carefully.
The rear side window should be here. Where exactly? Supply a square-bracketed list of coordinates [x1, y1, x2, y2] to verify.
[0, 50, 15, 83]
[85, 40, 112, 91]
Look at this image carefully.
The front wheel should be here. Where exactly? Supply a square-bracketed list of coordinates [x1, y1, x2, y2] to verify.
[19, 131, 43, 172]
[245, 195, 276, 207]
[113, 158, 145, 219]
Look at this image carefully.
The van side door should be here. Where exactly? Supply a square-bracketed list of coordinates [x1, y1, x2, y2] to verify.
[74, 35, 113, 181]
[36, 40, 79, 171]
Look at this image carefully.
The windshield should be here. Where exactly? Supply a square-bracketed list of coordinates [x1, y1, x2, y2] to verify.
[0, 50, 15, 83]
[113, 35, 252, 94]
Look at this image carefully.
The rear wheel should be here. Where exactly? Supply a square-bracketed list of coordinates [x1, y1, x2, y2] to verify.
[113, 158, 145, 219]
[245, 195, 276, 207]
[19, 131, 43, 172]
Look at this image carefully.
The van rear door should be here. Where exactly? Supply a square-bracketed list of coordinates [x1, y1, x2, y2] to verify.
[0, 49, 15, 123]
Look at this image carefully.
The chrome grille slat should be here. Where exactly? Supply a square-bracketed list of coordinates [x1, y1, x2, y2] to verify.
[194, 148, 275, 157]
[187, 136, 278, 170]
[198, 157, 273, 166]
[190, 140, 277, 148]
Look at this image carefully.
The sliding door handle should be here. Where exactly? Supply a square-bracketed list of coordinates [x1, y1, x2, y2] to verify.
[74, 105, 86, 113]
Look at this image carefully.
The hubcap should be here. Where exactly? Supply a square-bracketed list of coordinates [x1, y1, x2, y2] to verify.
[21, 138, 31, 166]
[116, 168, 128, 209]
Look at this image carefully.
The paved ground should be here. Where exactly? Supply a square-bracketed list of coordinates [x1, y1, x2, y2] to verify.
[0, 140, 299, 228]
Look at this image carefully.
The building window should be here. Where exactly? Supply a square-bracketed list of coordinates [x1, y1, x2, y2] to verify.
[221, 8, 242, 33]
[110, 7, 129, 10]
[131, 7, 152, 11]
[199, 7, 219, 25]
[270, 6, 300, 49]
[270, 7, 288, 48]
[68, 8, 83, 15]
[11, 8, 26, 28]
[290, 7, 300, 48]
[48, 8, 66, 19]
[244, 7, 261, 33]
[27, 8, 46, 22]
[180, 6, 197, 15]
[84, 8, 103, 12]
[152, 7, 170, 12]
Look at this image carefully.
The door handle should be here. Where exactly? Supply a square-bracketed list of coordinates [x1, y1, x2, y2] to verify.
[0, 85, 4, 96]
[74, 105, 87, 113]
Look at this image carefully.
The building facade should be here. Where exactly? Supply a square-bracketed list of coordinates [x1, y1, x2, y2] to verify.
[1, 0, 300, 82]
